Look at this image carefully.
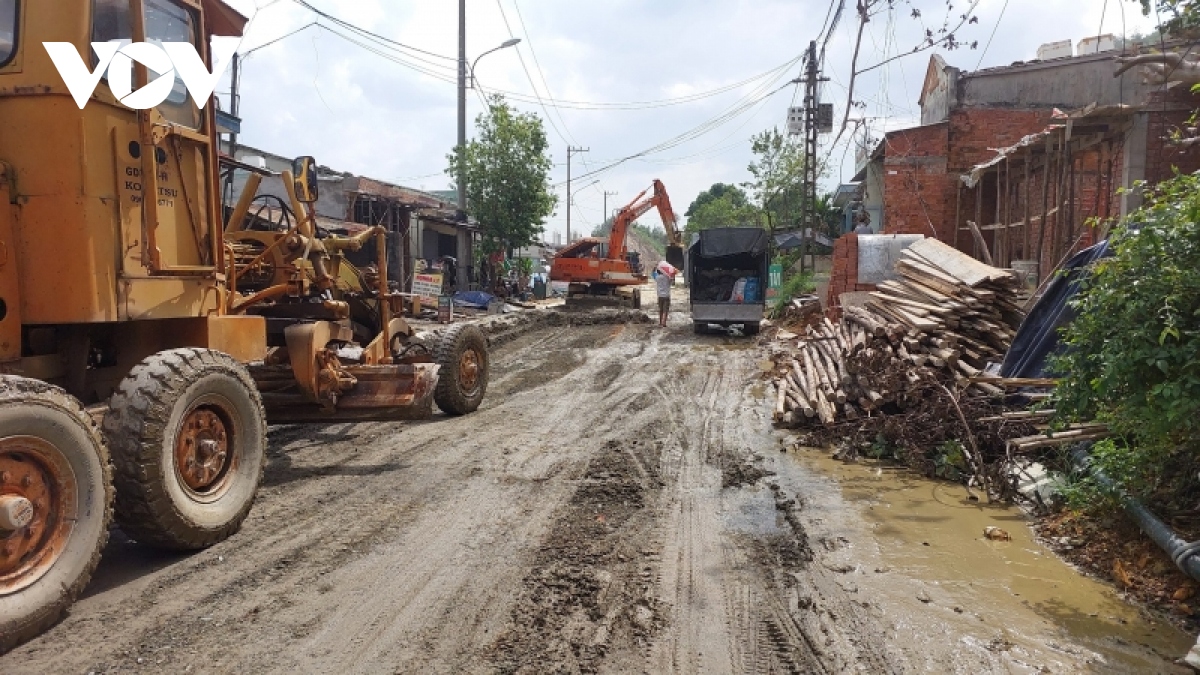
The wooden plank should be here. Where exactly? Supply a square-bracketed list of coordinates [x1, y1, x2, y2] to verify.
[905, 237, 1011, 287]
[868, 292, 941, 316]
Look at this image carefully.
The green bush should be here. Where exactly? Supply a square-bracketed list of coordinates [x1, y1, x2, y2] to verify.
[1050, 173, 1200, 505]
[772, 271, 815, 315]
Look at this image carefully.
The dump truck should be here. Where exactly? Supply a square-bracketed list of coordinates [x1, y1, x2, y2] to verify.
[688, 228, 770, 335]
[0, 0, 489, 649]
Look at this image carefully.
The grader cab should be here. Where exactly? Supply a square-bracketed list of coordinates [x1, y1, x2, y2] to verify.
[0, 0, 488, 649]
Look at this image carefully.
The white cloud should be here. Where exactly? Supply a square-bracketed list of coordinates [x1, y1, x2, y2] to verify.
[219, 0, 1165, 243]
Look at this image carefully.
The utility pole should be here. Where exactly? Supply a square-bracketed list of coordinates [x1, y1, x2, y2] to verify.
[800, 41, 824, 273]
[229, 53, 240, 158]
[566, 146, 589, 243]
[456, 0, 467, 220]
[603, 191, 618, 225]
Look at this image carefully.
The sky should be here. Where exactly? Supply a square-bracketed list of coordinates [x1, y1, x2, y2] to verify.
[217, 0, 1157, 243]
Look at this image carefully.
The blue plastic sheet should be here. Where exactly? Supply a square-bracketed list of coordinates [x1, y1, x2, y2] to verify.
[452, 290, 496, 309]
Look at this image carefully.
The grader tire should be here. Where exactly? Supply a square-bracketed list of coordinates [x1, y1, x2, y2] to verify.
[433, 324, 488, 416]
[104, 349, 266, 551]
[0, 377, 112, 653]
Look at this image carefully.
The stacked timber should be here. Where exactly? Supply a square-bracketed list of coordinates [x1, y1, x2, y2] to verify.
[772, 238, 1026, 428]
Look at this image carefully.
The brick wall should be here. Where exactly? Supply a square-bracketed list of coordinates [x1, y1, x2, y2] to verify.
[825, 234, 875, 318]
[947, 108, 1053, 171]
[1145, 88, 1200, 185]
[881, 123, 955, 239]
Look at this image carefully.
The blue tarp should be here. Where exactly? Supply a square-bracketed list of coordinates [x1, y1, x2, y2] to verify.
[1000, 241, 1112, 378]
[452, 290, 496, 309]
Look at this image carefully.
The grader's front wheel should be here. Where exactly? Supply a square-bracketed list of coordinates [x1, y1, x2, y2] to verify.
[0, 377, 112, 653]
[104, 349, 266, 550]
[433, 324, 489, 416]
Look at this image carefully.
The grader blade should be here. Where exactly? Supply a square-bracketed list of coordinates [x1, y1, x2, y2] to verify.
[253, 363, 440, 423]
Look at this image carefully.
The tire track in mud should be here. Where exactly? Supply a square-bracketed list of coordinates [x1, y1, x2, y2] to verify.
[646, 337, 898, 674]
[2, 317, 902, 674]
[1, 324, 639, 674]
[488, 436, 667, 674]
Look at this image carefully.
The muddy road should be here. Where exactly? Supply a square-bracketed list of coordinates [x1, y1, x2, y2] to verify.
[1, 302, 1188, 673]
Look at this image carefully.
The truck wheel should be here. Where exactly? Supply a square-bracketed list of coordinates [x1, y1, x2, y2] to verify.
[744, 323, 760, 336]
[0, 377, 112, 653]
[433, 324, 488, 415]
[104, 349, 265, 550]
[693, 322, 707, 335]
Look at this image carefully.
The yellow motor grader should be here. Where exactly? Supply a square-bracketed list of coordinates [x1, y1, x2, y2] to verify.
[0, 0, 488, 649]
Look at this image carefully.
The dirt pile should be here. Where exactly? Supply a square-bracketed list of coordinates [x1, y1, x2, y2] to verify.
[467, 308, 650, 348]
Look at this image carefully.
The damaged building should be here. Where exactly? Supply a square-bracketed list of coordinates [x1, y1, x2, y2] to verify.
[220, 145, 480, 293]
[829, 37, 1200, 311]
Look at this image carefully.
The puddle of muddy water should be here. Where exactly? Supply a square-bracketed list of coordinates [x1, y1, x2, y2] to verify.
[723, 487, 786, 537]
[786, 449, 1194, 673]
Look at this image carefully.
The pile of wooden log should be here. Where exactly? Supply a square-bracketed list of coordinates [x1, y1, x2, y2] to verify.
[772, 238, 1028, 428]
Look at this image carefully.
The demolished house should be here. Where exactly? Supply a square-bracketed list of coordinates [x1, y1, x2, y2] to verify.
[221, 145, 480, 294]
[830, 38, 1200, 313]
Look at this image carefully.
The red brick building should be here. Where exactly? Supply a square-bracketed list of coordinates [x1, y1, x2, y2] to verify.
[829, 43, 1200, 311]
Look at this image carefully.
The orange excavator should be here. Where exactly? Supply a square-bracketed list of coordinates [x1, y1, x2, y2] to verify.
[550, 180, 686, 308]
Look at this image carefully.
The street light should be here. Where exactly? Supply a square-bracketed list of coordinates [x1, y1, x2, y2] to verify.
[457, 3, 522, 219]
[567, 180, 599, 243]
[470, 38, 522, 88]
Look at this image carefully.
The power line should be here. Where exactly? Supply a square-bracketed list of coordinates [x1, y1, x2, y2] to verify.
[284, 0, 810, 114]
[289, 0, 457, 62]
[508, 0, 578, 142]
[975, 0, 1010, 70]
[554, 77, 797, 186]
[239, 21, 317, 57]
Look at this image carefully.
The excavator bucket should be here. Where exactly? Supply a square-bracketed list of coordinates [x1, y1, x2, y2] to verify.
[666, 244, 686, 270]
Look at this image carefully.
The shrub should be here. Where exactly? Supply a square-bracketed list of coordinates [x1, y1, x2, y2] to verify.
[1050, 173, 1200, 505]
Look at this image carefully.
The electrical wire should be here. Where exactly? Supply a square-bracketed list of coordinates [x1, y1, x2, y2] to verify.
[554, 78, 797, 186]
[239, 21, 317, 57]
[974, 0, 1010, 70]
[492, 0, 572, 147]
[288, 0, 810, 113]
[289, 0, 457, 62]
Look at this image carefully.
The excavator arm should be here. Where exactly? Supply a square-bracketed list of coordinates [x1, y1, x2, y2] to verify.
[610, 180, 686, 269]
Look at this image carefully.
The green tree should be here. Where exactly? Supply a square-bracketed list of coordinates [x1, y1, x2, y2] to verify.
[685, 194, 760, 233]
[1131, 0, 1200, 34]
[747, 128, 808, 232]
[684, 183, 749, 218]
[447, 95, 557, 255]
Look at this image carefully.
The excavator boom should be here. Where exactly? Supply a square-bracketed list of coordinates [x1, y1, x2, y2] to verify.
[609, 180, 685, 269]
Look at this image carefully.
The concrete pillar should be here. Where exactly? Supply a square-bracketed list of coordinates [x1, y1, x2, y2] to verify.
[1121, 113, 1148, 218]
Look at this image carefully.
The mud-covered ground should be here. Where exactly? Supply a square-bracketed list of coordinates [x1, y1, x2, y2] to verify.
[1, 291, 1188, 673]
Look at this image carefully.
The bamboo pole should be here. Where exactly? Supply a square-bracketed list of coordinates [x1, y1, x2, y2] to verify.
[1003, 157, 1013, 268]
[1022, 151, 1031, 261]
[954, 183, 963, 251]
[994, 169, 1003, 267]
[1036, 138, 1051, 283]
[974, 182, 983, 261]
